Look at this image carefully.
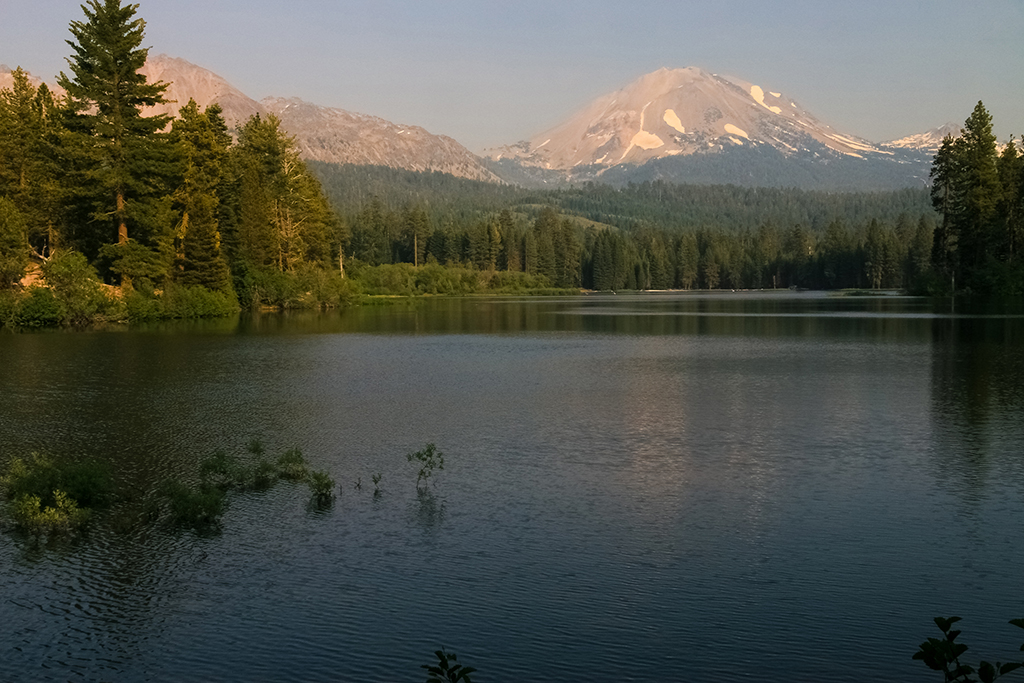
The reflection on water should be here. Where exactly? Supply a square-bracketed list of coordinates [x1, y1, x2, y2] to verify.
[1, 292, 1023, 682]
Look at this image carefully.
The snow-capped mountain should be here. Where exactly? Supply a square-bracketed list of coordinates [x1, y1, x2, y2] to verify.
[882, 122, 962, 152]
[483, 67, 943, 190]
[488, 67, 895, 169]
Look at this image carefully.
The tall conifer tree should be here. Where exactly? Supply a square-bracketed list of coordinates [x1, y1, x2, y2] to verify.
[58, 0, 174, 255]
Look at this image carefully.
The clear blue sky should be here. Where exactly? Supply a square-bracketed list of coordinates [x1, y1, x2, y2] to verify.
[2, 0, 1022, 152]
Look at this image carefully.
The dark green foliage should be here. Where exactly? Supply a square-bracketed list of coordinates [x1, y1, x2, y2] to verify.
[307, 470, 335, 506]
[0, 197, 30, 288]
[1, 453, 112, 511]
[171, 100, 232, 291]
[0, 68, 66, 259]
[928, 102, 1021, 294]
[407, 443, 444, 489]
[423, 648, 476, 683]
[58, 0, 177, 258]
[914, 617, 1024, 683]
[0, 453, 111, 538]
[233, 261, 356, 309]
[277, 448, 309, 481]
[123, 283, 238, 321]
[157, 479, 226, 530]
[228, 114, 337, 273]
[40, 249, 120, 325]
[14, 287, 64, 326]
[99, 240, 170, 290]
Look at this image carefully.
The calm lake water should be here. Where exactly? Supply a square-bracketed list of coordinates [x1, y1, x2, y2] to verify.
[1, 291, 1023, 682]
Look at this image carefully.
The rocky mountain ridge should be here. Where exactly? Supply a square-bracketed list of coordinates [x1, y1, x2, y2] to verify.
[2, 60, 959, 190]
[2, 58, 499, 183]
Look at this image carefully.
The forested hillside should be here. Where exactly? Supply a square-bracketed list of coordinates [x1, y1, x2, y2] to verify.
[1, 1, 1021, 329]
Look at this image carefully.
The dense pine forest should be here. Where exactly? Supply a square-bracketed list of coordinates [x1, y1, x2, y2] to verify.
[1, 0, 1022, 327]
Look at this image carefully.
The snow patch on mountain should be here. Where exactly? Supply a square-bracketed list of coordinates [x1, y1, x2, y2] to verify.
[724, 123, 749, 139]
[750, 85, 782, 114]
[663, 109, 686, 133]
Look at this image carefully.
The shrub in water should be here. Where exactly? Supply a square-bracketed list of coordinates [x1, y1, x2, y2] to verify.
[158, 479, 226, 530]
[252, 459, 278, 489]
[8, 489, 91, 538]
[307, 469, 335, 506]
[277, 448, 308, 481]
[407, 443, 444, 489]
[1, 453, 112, 513]
[200, 450, 250, 490]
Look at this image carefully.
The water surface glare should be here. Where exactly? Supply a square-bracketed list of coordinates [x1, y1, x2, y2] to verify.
[1, 292, 1022, 682]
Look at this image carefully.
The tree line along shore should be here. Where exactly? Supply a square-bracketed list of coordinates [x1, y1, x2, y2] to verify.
[1, 1, 1021, 328]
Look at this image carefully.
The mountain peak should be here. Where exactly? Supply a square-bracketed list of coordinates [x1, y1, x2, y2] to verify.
[487, 66, 888, 172]
[883, 122, 962, 152]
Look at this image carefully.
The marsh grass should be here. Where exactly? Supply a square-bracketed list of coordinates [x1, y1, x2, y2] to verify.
[1, 453, 111, 539]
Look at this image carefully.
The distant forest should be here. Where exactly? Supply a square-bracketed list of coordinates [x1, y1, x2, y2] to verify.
[312, 162, 940, 291]
[1, 1, 1022, 329]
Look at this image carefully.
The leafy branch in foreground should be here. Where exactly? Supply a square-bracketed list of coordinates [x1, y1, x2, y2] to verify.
[423, 648, 476, 683]
[914, 616, 1024, 683]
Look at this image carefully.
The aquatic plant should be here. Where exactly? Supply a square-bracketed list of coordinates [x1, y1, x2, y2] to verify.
[407, 443, 444, 489]
[200, 450, 249, 489]
[157, 479, 226, 531]
[307, 470, 335, 506]
[914, 617, 1024, 682]
[372, 472, 383, 495]
[423, 648, 475, 683]
[251, 458, 278, 489]
[277, 448, 309, 481]
[1, 453, 110, 538]
[7, 489, 91, 538]
[1, 453, 112, 509]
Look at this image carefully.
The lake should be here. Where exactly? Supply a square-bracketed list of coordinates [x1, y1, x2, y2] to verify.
[1, 291, 1023, 682]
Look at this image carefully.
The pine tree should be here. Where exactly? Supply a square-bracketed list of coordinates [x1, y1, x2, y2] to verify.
[676, 233, 699, 290]
[996, 138, 1022, 260]
[58, 0, 175, 255]
[171, 100, 231, 290]
[957, 102, 1001, 280]
[0, 198, 30, 289]
[0, 69, 67, 258]
[231, 114, 336, 271]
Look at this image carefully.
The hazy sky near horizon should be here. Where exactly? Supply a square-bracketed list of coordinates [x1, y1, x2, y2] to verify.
[2, 0, 1022, 151]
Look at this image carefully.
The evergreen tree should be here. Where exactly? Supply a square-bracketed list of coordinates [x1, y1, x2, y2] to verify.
[58, 0, 175, 258]
[401, 205, 430, 266]
[170, 100, 231, 290]
[0, 69, 67, 258]
[676, 233, 699, 290]
[0, 198, 30, 289]
[996, 138, 1022, 260]
[957, 102, 1001, 281]
[930, 133, 962, 281]
[231, 114, 335, 272]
